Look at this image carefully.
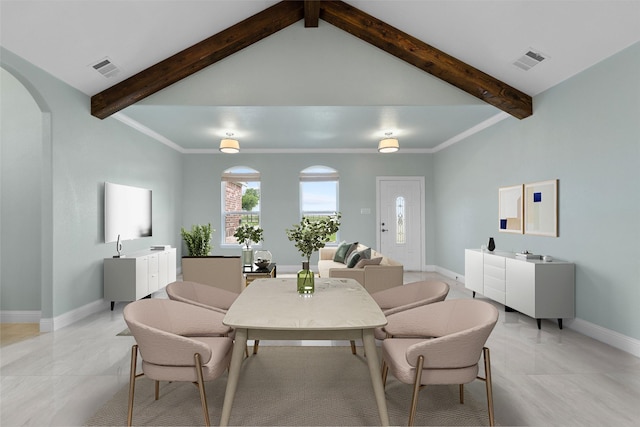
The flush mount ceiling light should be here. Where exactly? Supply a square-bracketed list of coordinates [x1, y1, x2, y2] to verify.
[219, 133, 240, 153]
[378, 132, 399, 153]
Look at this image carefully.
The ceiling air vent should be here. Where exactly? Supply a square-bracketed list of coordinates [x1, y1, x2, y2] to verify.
[91, 57, 120, 78]
[513, 50, 547, 71]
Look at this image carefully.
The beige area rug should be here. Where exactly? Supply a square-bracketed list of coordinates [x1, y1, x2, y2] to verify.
[86, 347, 490, 426]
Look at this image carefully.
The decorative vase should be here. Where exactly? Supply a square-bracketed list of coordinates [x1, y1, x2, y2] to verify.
[254, 250, 272, 270]
[297, 261, 314, 295]
[488, 237, 496, 252]
[242, 247, 254, 267]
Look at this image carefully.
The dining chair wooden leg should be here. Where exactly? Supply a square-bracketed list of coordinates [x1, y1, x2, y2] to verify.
[408, 355, 425, 427]
[194, 353, 211, 427]
[350, 340, 357, 355]
[459, 384, 464, 404]
[483, 347, 495, 427]
[381, 360, 389, 388]
[127, 345, 138, 427]
[253, 340, 260, 354]
[155, 381, 160, 400]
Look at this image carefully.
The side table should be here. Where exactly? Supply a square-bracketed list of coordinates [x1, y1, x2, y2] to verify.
[244, 263, 276, 286]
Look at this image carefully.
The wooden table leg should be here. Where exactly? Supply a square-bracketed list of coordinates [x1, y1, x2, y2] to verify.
[362, 329, 390, 426]
[219, 328, 247, 426]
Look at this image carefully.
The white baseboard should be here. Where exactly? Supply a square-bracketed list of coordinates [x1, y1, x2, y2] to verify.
[0, 310, 41, 323]
[39, 299, 109, 332]
[432, 265, 465, 284]
[565, 318, 640, 358]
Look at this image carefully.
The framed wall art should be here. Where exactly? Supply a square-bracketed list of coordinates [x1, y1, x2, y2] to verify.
[524, 179, 558, 237]
[498, 184, 523, 234]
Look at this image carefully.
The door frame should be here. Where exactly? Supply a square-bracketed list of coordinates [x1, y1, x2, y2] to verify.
[376, 176, 426, 271]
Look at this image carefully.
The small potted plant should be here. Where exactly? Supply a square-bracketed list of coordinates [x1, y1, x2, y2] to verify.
[286, 213, 341, 294]
[233, 223, 264, 267]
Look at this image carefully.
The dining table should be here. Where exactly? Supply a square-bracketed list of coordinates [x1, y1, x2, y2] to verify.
[219, 277, 390, 426]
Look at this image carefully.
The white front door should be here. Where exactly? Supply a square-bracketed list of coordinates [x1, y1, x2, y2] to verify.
[377, 177, 424, 271]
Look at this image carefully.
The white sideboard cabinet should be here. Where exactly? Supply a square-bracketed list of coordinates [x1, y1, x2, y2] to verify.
[464, 249, 575, 329]
[104, 247, 176, 310]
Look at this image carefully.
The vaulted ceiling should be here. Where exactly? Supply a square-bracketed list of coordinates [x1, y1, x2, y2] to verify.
[2, 0, 639, 153]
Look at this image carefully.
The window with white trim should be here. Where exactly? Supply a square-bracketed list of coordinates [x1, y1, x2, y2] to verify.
[221, 166, 261, 245]
[300, 165, 339, 243]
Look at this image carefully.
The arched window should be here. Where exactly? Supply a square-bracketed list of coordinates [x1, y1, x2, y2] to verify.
[299, 165, 339, 243]
[221, 166, 261, 245]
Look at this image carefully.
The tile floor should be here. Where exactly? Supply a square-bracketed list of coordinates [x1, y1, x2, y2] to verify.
[1, 272, 639, 426]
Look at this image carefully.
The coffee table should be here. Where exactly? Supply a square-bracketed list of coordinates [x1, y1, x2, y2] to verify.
[243, 263, 276, 286]
[220, 277, 390, 426]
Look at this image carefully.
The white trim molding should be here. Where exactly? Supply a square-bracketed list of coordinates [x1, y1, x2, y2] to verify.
[566, 318, 640, 359]
[39, 299, 109, 332]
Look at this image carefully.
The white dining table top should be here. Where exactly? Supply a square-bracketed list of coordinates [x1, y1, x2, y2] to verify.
[223, 277, 387, 330]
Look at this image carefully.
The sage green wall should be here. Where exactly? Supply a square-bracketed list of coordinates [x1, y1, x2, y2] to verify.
[1, 47, 184, 318]
[433, 43, 640, 340]
[0, 68, 42, 311]
[181, 153, 435, 267]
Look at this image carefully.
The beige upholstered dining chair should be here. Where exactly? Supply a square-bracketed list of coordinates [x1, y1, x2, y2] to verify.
[123, 299, 233, 426]
[165, 280, 259, 355]
[166, 280, 239, 313]
[381, 299, 499, 426]
[371, 280, 450, 339]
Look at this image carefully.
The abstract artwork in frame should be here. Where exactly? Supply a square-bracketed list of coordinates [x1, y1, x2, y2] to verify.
[524, 179, 558, 237]
[498, 184, 523, 234]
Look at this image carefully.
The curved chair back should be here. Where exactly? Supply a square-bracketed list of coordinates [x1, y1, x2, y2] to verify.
[372, 280, 450, 315]
[370, 280, 450, 340]
[166, 280, 239, 313]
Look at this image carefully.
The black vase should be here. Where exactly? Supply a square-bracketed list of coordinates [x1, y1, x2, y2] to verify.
[488, 237, 496, 252]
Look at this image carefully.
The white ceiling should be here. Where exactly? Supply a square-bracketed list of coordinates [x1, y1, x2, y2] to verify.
[2, 0, 639, 153]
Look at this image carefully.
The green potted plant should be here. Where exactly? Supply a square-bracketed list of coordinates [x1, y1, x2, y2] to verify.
[233, 223, 264, 267]
[180, 223, 213, 256]
[286, 213, 341, 294]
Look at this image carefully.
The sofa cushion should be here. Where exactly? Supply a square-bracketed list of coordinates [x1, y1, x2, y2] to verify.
[354, 256, 383, 269]
[333, 241, 358, 263]
[346, 247, 371, 268]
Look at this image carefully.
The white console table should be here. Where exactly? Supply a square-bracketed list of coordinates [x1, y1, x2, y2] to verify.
[104, 247, 176, 310]
[465, 249, 575, 329]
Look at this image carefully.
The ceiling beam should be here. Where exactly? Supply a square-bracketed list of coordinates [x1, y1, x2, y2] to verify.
[91, 1, 304, 119]
[304, 1, 320, 27]
[319, 1, 532, 119]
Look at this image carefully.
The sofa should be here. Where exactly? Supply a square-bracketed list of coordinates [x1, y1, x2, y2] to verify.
[317, 243, 403, 293]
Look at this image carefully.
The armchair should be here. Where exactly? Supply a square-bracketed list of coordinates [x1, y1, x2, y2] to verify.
[166, 280, 253, 355]
[371, 280, 450, 339]
[123, 299, 233, 426]
[381, 299, 498, 426]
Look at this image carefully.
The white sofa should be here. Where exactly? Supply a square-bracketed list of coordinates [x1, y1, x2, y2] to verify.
[317, 244, 403, 293]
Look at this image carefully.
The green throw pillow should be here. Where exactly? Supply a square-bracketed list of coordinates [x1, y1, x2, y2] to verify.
[346, 247, 371, 268]
[333, 241, 357, 264]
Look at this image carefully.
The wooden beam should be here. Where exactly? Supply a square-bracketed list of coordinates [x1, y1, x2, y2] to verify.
[91, 1, 304, 119]
[319, 1, 532, 119]
[304, 1, 320, 27]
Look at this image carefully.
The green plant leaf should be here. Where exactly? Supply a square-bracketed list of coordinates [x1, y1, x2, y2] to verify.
[180, 223, 213, 256]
